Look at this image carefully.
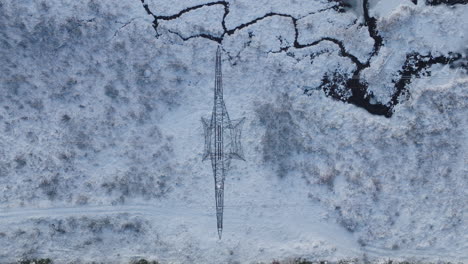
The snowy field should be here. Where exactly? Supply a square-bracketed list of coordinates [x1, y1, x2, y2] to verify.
[0, 0, 467, 263]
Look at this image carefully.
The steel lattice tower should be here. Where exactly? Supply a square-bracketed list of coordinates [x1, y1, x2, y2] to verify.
[202, 46, 245, 239]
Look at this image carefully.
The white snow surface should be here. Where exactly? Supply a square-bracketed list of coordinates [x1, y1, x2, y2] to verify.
[296, 9, 374, 63]
[363, 2, 468, 103]
[0, 0, 467, 263]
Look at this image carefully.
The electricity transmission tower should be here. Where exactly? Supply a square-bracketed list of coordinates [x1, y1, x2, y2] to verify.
[202, 46, 245, 239]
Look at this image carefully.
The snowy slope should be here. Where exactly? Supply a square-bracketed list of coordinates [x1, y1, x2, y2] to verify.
[0, 0, 467, 263]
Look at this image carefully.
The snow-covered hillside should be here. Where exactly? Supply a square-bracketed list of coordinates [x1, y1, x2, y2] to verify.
[0, 0, 466, 263]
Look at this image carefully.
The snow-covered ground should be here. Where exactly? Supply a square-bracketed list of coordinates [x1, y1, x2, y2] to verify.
[0, 0, 467, 263]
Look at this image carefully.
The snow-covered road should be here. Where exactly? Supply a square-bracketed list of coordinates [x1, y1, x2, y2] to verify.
[1, 203, 466, 262]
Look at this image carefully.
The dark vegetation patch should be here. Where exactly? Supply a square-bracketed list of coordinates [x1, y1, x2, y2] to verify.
[14, 156, 27, 169]
[131, 259, 160, 264]
[101, 170, 171, 201]
[61, 114, 71, 122]
[449, 49, 468, 74]
[319, 71, 352, 100]
[104, 84, 119, 99]
[426, 0, 468, 5]
[256, 95, 302, 178]
[38, 174, 60, 200]
[18, 259, 52, 264]
[327, 0, 351, 13]
[334, 206, 359, 232]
